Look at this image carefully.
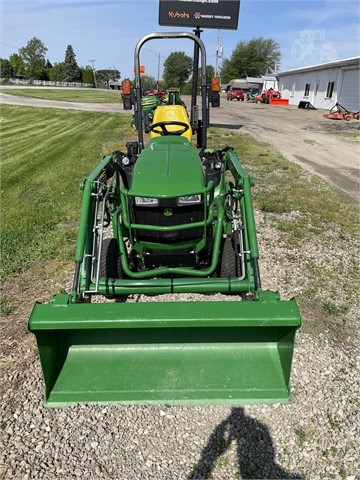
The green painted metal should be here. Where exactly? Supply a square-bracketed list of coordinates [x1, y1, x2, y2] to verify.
[29, 297, 301, 406]
[75, 154, 115, 262]
[130, 137, 205, 197]
[114, 204, 225, 279]
[225, 149, 259, 259]
[92, 276, 253, 295]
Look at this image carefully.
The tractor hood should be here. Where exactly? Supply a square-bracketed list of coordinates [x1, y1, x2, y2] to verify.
[130, 137, 205, 197]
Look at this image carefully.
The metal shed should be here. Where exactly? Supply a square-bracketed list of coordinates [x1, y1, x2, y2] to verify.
[276, 57, 360, 111]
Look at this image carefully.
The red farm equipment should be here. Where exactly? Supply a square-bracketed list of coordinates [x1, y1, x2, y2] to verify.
[256, 89, 289, 106]
[323, 103, 359, 121]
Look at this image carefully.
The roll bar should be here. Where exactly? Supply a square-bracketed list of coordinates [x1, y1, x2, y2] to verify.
[133, 32, 209, 151]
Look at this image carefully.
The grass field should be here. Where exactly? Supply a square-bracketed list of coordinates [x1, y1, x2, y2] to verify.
[1, 105, 131, 277]
[0, 88, 121, 103]
[1, 105, 359, 336]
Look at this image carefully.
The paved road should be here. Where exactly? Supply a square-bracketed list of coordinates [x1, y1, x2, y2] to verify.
[0, 92, 124, 113]
[1, 91, 359, 201]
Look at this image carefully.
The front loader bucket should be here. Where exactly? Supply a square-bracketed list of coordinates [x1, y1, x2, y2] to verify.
[29, 298, 301, 407]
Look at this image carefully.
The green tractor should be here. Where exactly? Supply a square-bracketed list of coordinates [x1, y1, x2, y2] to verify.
[29, 32, 301, 407]
[131, 87, 186, 132]
[131, 93, 161, 132]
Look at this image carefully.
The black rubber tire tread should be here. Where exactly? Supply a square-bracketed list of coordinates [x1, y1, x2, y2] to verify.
[220, 237, 238, 278]
[99, 238, 122, 279]
[99, 238, 127, 302]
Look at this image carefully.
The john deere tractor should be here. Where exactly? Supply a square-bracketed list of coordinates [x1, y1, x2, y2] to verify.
[29, 32, 301, 407]
[131, 87, 186, 132]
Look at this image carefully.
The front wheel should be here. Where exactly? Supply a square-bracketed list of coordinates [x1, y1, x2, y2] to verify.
[220, 237, 239, 277]
[219, 236, 247, 298]
[99, 238, 127, 302]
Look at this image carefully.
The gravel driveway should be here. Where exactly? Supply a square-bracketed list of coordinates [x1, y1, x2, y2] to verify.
[209, 99, 360, 202]
[1, 92, 359, 479]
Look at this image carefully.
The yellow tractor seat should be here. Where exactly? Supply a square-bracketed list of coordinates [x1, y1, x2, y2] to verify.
[150, 105, 192, 142]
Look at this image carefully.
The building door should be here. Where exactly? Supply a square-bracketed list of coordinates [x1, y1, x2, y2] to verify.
[312, 81, 319, 106]
[338, 68, 360, 111]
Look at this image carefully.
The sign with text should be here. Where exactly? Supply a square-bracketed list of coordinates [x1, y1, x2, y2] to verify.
[159, 0, 240, 30]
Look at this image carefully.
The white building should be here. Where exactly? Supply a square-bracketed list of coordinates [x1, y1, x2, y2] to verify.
[276, 57, 360, 111]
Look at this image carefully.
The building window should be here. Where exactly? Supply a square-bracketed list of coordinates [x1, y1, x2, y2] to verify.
[304, 83, 311, 97]
[326, 81, 335, 98]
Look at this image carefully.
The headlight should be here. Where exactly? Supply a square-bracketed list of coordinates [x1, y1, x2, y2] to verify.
[135, 197, 159, 206]
[177, 194, 201, 205]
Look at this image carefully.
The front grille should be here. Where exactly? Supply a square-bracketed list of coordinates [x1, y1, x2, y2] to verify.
[133, 202, 204, 244]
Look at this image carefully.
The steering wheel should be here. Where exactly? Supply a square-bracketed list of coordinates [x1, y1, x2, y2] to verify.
[150, 121, 190, 136]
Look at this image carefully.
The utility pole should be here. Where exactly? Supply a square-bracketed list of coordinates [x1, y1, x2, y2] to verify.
[88, 59, 97, 88]
[157, 53, 160, 91]
[215, 29, 222, 78]
[144, 48, 160, 91]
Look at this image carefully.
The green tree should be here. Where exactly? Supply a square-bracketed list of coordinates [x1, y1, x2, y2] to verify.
[18, 37, 48, 80]
[163, 51, 192, 89]
[0, 58, 14, 78]
[140, 75, 157, 91]
[48, 62, 65, 82]
[8, 53, 25, 76]
[63, 45, 80, 82]
[182, 65, 215, 94]
[220, 37, 281, 83]
[80, 66, 95, 86]
[199, 65, 215, 84]
[95, 69, 121, 88]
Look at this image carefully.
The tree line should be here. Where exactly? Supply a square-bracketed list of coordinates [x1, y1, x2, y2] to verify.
[0, 37, 120, 87]
[1, 35, 280, 90]
[141, 36, 280, 92]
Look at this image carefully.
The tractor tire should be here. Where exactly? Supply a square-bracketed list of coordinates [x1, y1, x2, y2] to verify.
[99, 238, 127, 302]
[220, 236, 239, 278]
[219, 237, 247, 299]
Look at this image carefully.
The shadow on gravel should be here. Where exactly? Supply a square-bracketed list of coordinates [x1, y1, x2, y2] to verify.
[209, 123, 244, 130]
[188, 407, 303, 479]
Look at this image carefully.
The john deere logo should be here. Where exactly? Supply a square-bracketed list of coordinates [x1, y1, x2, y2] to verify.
[164, 208, 173, 217]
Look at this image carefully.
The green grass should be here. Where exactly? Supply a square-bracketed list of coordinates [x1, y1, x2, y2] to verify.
[0, 105, 131, 277]
[1, 88, 121, 103]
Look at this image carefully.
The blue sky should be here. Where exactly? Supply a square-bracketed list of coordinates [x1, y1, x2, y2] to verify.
[1, 0, 359, 80]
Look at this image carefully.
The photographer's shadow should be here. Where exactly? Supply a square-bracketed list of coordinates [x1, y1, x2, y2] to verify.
[188, 407, 303, 479]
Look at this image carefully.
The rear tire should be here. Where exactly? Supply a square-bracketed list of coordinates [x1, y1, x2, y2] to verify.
[99, 238, 127, 302]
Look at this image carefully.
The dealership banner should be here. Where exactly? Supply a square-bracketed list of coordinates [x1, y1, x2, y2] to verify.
[159, 0, 240, 30]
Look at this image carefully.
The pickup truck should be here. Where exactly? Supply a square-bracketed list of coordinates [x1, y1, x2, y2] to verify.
[226, 87, 245, 101]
